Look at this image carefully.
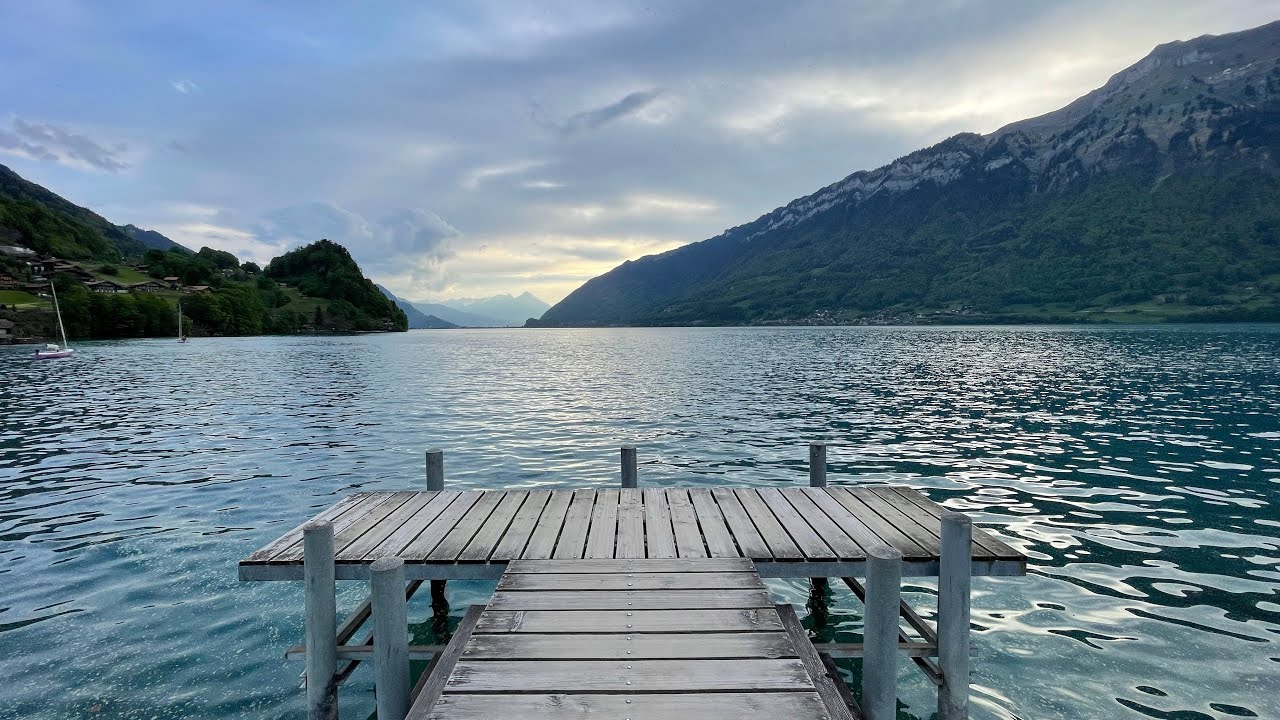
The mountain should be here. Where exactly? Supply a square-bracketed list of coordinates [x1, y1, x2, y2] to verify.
[409, 301, 507, 328]
[376, 285, 460, 329]
[0, 162, 190, 260]
[265, 239, 407, 331]
[536, 21, 1280, 327]
[443, 292, 550, 325]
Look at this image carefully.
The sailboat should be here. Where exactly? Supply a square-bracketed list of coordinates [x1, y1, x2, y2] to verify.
[32, 280, 74, 359]
[177, 297, 188, 342]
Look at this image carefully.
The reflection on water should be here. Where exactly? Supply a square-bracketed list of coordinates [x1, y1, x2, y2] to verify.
[1, 327, 1277, 719]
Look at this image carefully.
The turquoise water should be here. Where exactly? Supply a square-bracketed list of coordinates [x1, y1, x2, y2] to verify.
[1, 326, 1277, 719]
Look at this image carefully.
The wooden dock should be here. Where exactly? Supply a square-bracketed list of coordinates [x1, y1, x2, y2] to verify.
[239, 486, 1024, 581]
[238, 445, 1028, 720]
[410, 558, 854, 720]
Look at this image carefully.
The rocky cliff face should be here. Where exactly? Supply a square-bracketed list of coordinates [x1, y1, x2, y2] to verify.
[535, 20, 1280, 327]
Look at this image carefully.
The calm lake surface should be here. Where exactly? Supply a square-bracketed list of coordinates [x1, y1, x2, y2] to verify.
[1, 326, 1277, 719]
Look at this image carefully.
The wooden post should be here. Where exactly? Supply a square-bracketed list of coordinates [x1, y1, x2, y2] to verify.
[938, 512, 973, 720]
[809, 442, 829, 596]
[862, 544, 901, 720]
[370, 557, 410, 720]
[303, 521, 338, 720]
[621, 445, 638, 488]
[809, 441, 827, 487]
[425, 448, 444, 491]
[425, 449, 447, 608]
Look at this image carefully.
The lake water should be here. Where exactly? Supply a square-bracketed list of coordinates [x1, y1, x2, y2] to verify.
[1, 326, 1277, 719]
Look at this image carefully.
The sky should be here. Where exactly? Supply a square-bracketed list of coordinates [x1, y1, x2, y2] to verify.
[1, 1, 1277, 304]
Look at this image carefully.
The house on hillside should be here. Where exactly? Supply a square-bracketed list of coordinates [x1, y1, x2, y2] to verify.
[86, 279, 130, 294]
[53, 263, 94, 282]
[0, 274, 19, 289]
[163, 276, 181, 289]
[130, 280, 168, 293]
[185, 285, 211, 294]
[0, 319, 13, 343]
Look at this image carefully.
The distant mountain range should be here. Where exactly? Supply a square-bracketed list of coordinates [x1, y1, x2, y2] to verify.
[376, 285, 461, 329]
[536, 20, 1280, 326]
[437, 292, 550, 326]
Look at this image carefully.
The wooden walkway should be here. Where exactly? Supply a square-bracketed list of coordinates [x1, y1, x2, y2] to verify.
[408, 558, 856, 720]
[239, 486, 1025, 580]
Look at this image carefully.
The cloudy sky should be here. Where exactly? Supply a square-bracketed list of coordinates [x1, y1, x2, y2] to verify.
[2, 1, 1276, 303]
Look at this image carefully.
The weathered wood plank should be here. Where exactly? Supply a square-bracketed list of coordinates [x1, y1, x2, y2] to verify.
[667, 488, 708, 558]
[274, 492, 400, 563]
[440, 658, 816, 693]
[475, 608, 784, 633]
[642, 487, 677, 559]
[552, 490, 597, 560]
[490, 490, 551, 561]
[428, 491, 507, 561]
[615, 488, 645, 559]
[521, 490, 573, 560]
[406, 605, 483, 720]
[458, 490, 529, 562]
[505, 558, 755, 573]
[848, 487, 941, 556]
[689, 488, 740, 558]
[333, 491, 419, 555]
[757, 487, 836, 560]
[827, 487, 930, 559]
[736, 488, 805, 560]
[486, 589, 773, 611]
[397, 491, 483, 561]
[423, 692, 832, 720]
[890, 487, 1021, 559]
[801, 487, 883, 553]
[710, 487, 772, 559]
[584, 488, 620, 559]
[497, 572, 764, 591]
[340, 491, 456, 561]
[242, 493, 374, 564]
[779, 488, 864, 558]
[777, 603, 857, 720]
[460, 632, 797, 660]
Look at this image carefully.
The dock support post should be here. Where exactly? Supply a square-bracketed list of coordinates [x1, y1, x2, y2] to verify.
[425, 448, 444, 491]
[425, 449, 448, 610]
[371, 557, 410, 720]
[809, 441, 827, 487]
[303, 521, 338, 720]
[938, 512, 973, 720]
[621, 445, 638, 488]
[862, 544, 901, 720]
[809, 442, 829, 599]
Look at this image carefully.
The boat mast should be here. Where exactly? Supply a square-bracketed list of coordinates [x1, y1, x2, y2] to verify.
[50, 279, 69, 348]
[177, 297, 182, 337]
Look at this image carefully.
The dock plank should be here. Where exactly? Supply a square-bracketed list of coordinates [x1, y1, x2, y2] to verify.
[826, 487, 930, 559]
[521, 490, 573, 560]
[422, 693, 831, 720]
[398, 491, 483, 560]
[847, 487, 941, 556]
[242, 492, 372, 564]
[757, 487, 836, 560]
[505, 558, 755, 574]
[497, 572, 764, 591]
[490, 490, 551, 561]
[667, 488, 708, 558]
[584, 488, 620, 559]
[552, 490, 597, 560]
[339, 491, 456, 561]
[689, 488, 740, 558]
[486, 589, 774, 611]
[780, 488, 864, 558]
[736, 488, 804, 560]
[272, 492, 399, 563]
[800, 487, 882, 553]
[460, 632, 797, 660]
[615, 488, 645, 559]
[459, 490, 529, 562]
[441, 658, 815, 693]
[428, 491, 507, 561]
[642, 488, 677, 559]
[475, 608, 784, 633]
[890, 487, 1022, 559]
[710, 487, 772, 558]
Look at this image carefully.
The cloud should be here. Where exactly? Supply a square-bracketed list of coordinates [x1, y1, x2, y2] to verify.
[170, 79, 198, 94]
[461, 159, 545, 190]
[0, 118, 129, 172]
[560, 89, 663, 135]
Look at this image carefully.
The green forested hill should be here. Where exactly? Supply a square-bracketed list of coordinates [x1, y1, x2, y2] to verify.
[535, 21, 1280, 326]
[266, 239, 407, 332]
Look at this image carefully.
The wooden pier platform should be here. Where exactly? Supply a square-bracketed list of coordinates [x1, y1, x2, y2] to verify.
[409, 558, 855, 720]
[239, 486, 1025, 581]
